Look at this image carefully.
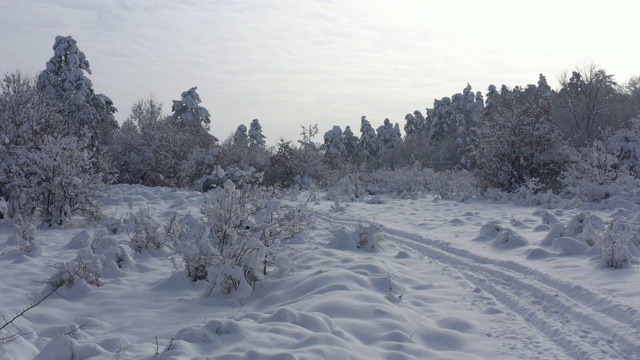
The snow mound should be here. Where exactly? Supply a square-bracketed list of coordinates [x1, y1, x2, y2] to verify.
[540, 223, 566, 247]
[533, 209, 560, 225]
[565, 212, 604, 246]
[551, 236, 590, 255]
[473, 223, 504, 242]
[328, 225, 382, 251]
[525, 247, 555, 260]
[366, 196, 384, 204]
[33, 335, 112, 360]
[66, 230, 92, 249]
[490, 229, 529, 249]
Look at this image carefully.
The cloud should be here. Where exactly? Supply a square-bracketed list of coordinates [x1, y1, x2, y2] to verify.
[1, 0, 638, 142]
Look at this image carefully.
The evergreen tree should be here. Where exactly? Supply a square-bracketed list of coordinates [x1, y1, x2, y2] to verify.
[359, 116, 379, 167]
[424, 84, 484, 169]
[170, 87, 213, 136]
[323, 125, 346, 166]
[233, 124, 249, 148]
[37, 35, 118, 148]
[248, 119, 266, 148]
[343, 126, 359, 163]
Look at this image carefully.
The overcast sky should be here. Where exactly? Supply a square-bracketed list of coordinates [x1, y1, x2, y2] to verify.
[1, 0, 638, 142]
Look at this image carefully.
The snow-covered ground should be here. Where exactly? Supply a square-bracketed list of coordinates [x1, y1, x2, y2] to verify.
[1, 185, 639, 359]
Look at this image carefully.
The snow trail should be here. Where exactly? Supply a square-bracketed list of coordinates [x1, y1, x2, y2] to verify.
[317, 212, 640, 360]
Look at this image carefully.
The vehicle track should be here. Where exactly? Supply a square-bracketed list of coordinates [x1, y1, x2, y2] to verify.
[316, 213, 640, 360]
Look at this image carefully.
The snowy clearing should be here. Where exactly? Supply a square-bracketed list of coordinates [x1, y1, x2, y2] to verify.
[1, 185, 639, 359]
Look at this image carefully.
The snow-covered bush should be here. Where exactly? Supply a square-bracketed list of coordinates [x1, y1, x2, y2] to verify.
[484, 179, 564, 208]
[490, 228, 529, 249]
[562, 140, 638, 203]
[474, 77, 569, 193]
[565, 212, 605, 246]
[125, 206, 170, 253]
[201, 180, 311, 296]
[329, 223, 382, 252]
[9, 215, 41, 255]
[197, 165, 263, 193]
[428, 168, 477, 201]
[368, 162, 429, 197]
[265, 136, 327, 189]
[167, 214, 214, 281]
[90, 229, 135, 271]
[178, 146, 222, 189]
[45, 248, 105, 291]
[357, 224, 382, 251]
[610, 117, 640, 176]
[202, 180, 265, 295]
[597, 217, 632, 269]
[325, 171, 367, 202]
[344, 164, 476, 200]
[8, 135, 105, 226]
[0, 197, 7, 219]
[103, 216, 124, 234]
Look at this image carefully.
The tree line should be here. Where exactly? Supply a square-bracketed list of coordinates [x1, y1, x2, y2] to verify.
[1, 36, 640, 224]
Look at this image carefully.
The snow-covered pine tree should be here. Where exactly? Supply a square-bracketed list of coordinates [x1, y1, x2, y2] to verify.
[167, 87, 220, 187]
[323, 125, 346, 167]
[424, 84, 483, 169]
[248, 119, 266, 148]
[343, 126, 359, 164]
[376, 118, 403, 168]
[218, 124, 250, 169]
[170, 87, 212, 133]
[37, 35, 118, 149]
[245, 119, 269, 171]
[359, 116, 379, 168]
[233, 124, 249, 149]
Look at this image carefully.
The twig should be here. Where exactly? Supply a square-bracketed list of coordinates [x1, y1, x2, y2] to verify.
[0, 285, 60, 332]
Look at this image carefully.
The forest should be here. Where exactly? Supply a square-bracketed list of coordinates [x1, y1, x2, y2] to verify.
[2, 36, 640, 226]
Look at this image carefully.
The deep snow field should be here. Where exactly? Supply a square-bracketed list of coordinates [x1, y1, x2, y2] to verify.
[1, 185, 640, 359]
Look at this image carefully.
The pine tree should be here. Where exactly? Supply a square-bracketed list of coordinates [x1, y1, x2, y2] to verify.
[170, 87, 212, 133]
[343, 126, 359, 163]
[37, 35, 118, 148]
[359, 116, 379, 167]
[248, 119, 266, 148]
[323, 125, 346, 166]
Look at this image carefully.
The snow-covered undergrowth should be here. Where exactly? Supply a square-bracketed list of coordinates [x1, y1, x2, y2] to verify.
[1, 185, 640, 359]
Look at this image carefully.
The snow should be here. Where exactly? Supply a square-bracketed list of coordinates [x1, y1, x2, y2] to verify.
[1, 185, 640, 359]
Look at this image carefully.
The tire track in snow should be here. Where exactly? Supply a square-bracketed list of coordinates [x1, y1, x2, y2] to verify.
[316, 213, 640, 360]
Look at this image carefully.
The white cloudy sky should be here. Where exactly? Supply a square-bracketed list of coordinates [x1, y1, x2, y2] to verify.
[0, 0, 638, 142]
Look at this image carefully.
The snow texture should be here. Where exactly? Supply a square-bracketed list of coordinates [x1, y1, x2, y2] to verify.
[1, 186, 639, 359]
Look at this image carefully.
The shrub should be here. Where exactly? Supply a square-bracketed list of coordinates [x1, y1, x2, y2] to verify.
[597, 217, 633, 269]
[8, 135, 105, 226]
[124, 206, 171, 253]
[561, 140, 638, 202]
[200, 180, 311, 297]
[45, 248, 105, 291]
[8, 215, 41, 255]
